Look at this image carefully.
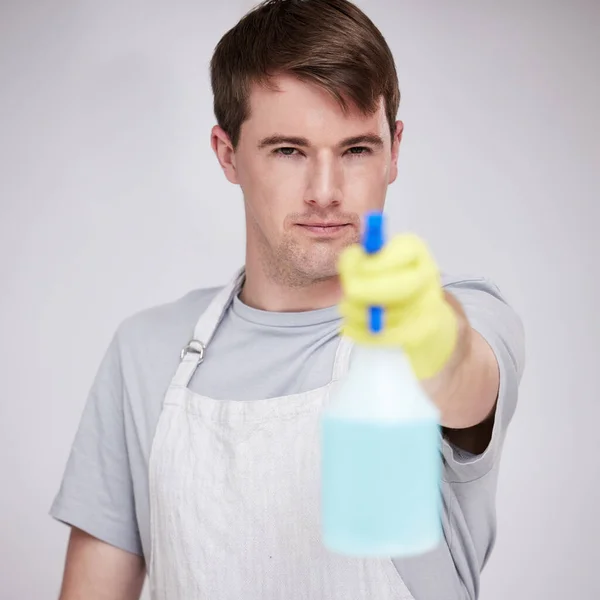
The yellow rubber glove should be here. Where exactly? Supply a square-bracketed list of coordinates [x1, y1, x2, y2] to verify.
[337, 233, 458, 380]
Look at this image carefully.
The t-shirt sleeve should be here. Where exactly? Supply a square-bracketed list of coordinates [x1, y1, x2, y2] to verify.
[440, 276, 525, 483]
[49, 329, 143, 556]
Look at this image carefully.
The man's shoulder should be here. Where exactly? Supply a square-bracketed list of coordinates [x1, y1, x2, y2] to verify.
[441, 272, 505, 302]
[115, 285, 225, 354]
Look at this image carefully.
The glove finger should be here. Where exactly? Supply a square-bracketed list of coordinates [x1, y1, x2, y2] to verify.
[343, 262, 439, 306]
[386, 293, 447, 347]
[339, 300, 421, 330]
[354, 234, 432, 275]
[340, 283, 442, 327]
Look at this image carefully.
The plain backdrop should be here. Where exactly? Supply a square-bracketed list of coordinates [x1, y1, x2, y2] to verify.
[1, 1, 599, 599]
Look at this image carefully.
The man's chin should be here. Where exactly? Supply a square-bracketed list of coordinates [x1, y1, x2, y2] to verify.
[275, 236, 354, 284]
[290, 259, 340, 284]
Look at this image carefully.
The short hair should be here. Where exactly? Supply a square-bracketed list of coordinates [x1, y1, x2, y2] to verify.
[210, 0, 400, 147]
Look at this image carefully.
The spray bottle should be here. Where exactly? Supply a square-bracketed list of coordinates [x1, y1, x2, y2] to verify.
[321, 211, 442, 557]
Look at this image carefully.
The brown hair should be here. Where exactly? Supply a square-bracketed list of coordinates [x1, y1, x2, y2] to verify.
[210, 0, 400, 148]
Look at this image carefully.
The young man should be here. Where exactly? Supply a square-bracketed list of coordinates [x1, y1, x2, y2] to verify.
[51, 1, 525, 599]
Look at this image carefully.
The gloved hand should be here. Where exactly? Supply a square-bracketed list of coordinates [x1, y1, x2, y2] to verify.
[337, 233, 458, 380]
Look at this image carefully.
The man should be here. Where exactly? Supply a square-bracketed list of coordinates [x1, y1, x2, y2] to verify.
[51, 1, 525, 599]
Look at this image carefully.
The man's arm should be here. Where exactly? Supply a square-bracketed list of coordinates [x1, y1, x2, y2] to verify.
[422, 291, 500, 430]
[428, 286, 523, 457]
[51, 330, 146, 598]
[421, 291, 501, 455]
[58, 527, 146, 600]
[337, 235, 524, 458]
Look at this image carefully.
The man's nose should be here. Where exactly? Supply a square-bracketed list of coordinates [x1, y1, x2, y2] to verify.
[304, 156, 343, 208]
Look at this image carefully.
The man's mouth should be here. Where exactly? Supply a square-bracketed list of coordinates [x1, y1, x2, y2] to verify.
[296, 222, 351, 236]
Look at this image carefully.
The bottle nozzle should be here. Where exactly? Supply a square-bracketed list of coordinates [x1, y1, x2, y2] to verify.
[362, 211, 385, 334]
[363, 212, 384, 255]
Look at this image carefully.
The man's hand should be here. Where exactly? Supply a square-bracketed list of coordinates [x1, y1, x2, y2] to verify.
[337, 233, 458, 380]
[337, 232, 500, 436]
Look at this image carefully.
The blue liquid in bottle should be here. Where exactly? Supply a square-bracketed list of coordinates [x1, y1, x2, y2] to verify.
[321, 212, 442, 557]
[322, 412, 441, 556]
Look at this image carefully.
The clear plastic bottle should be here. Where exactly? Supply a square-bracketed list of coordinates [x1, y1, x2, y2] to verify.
[320, 212, 442, 558]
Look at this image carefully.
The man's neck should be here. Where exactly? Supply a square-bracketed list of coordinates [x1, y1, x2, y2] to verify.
[239, 261, 342, 313]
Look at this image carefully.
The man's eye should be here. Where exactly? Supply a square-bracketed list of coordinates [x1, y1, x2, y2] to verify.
[347, 146, 370, 155]
[275, 147, 298, 157]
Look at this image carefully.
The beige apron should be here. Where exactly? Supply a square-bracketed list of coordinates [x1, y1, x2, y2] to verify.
[148, 269, 415, 599]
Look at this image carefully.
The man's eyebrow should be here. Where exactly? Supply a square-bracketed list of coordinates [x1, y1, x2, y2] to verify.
[257, 134, 385, 150]
[339, 134, 384, 148]
[257, 135, 310, 149]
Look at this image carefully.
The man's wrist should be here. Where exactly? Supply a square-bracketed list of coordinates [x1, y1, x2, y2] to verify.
[421, 292, 475, 419]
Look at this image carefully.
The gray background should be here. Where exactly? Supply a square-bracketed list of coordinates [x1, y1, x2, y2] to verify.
[1, 1, 599, 599]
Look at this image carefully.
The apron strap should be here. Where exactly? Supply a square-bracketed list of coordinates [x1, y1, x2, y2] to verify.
[331, 335, 354, 381]
[191, 267, 245, 349]
[172, 267, 354, 389]
[171, 267, 245, 389]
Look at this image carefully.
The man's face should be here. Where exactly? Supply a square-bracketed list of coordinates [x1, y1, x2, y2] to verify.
[213, 74, 402, 286]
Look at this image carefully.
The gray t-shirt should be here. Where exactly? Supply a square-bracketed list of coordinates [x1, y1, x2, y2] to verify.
[50, 272, 524, 600]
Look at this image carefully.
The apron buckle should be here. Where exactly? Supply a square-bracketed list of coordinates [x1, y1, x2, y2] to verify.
[180, 340, 205, 362]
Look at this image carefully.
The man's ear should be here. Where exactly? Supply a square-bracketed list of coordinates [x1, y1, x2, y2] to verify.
[388, 120, 404, 185]
[211, 125, 239, 185]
